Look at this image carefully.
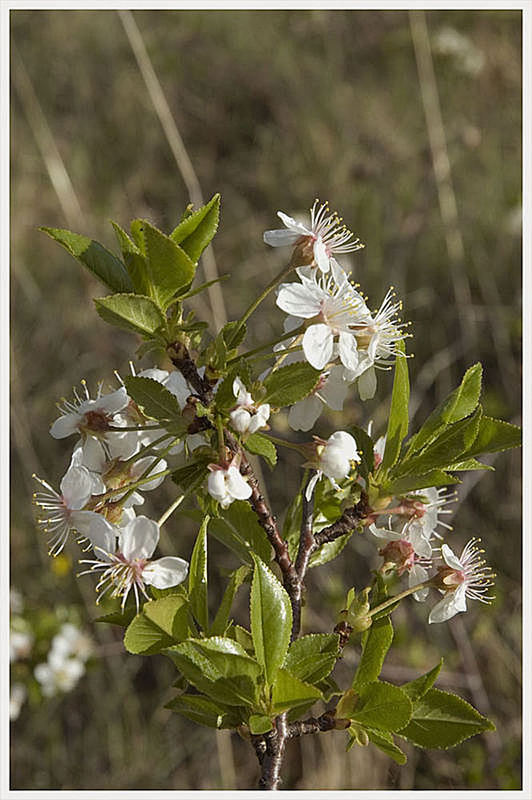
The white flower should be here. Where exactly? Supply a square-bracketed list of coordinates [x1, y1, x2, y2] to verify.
[264, 199, 364, 273]
[10, 588, 23, 614]
[356, 289, 408, 369]
[276, 262, 371, 371]
[50, 383, 129, 440]
[10, 629, 34, 662]
[229, 377, 271, 435]
[34, 651, 85, 697]
[407, 487, 456, 541]
[10, 683, 27, 720]
[78, 516, 189, 610]
[207, 461, 252, 508]
[51, 623, 92, 662]
[306, 430, 360, 499]
[370, 521, 433, 601]
[428, 539, 495, 624]
[33, 465, 114, 556]
[288, 365, 352, 432]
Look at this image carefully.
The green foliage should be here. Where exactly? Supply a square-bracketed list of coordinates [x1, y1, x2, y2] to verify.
[143, 221, 197, 309]
[165, 693, 242, 729]
[270, 667, 322, 713]
[207, 502, 271, 565]
[243, 433, 277, 467]
[283, 634, 339, 684]
[94, 293, 166, 335]
[249, 714, 273, 734]
[169, 637, 261, 707]
[466, 415, 522, 457]
[401, 660, 443, 701]
[399, 688, 495, 749]
[381, 342, 409, 470]
[111, 220, 151, 295]
[348, 681, 413, 732]
[40, 226, 133, 293]
[170, 193, 220, 263]
[172, 461, 210, 492]
[365, 729, 407, 764]
[405, 363, 483, 457]
[262, 362, 321, 407]
[250, 555, 292, 686]
[124, 375, 183, 422]
[210, 566, 250, 636]
[353, 615, 394, 688]
[349, 425, 375, 481]
[123, 595, 191, 655]
[309, 532, 353, 568]
[188, 517, 209, 630]
[93, 606, 137, 627]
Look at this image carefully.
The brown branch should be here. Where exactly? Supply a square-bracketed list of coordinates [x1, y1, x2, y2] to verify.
[167, 341, 214, 401]
[286, 710, 341, 739]
[312, 491, 370, 550]
[291, 473, 316, 639]
[258, 714, 288, 790]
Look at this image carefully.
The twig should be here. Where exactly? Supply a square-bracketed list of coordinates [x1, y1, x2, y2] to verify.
[312, 492, 370, 550]
[291, 472, 316, 639]
[258, 714, 288, 790]
[117, 10, 227, 331]
[286, 711, 340, 739]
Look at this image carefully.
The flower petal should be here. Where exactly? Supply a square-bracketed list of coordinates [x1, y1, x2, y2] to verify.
[441, 543, 463, 571]
[277, 211, 311, 235]
[358, 366, 377, 400]
[338, 332, 359, 372]
[225, 467, 252, 501]
[71, 511, 116, 555]
[49, 413, 80, 439]
[143, 557, 189, 589]
[409, 564, 430, 602]
[263, 229, 303, 247]
[313, 237, 330, 272]
[428, 584, 467, 624]
[119, 516, 159, 560]
[302, 324, 334, 370]
[97, 387, 129, 416]
[288, 396, 323, 431]
[276, 283, 322, 318]
[60, 466, 93, 510]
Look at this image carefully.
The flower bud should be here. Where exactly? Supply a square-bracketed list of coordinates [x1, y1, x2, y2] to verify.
[343, 587, 372, 633]
[379, 539, 415, 576]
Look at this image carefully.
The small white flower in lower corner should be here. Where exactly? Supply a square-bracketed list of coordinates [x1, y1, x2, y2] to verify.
[288, 366, 352, 432]
[428, 539, 495, 624]
[306, 430, 360, 499]
[10, 683, 27, 720]
[51, 623, 93, 662]
[78, 516, 189, 611]
[229, 377, 270, 435]
[34, 651, 85, 697]
[207, 457, 252, 508]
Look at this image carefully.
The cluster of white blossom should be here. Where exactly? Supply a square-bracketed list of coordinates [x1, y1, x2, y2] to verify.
[33, 371, 190, 610]
[264, 202, 408, 431]
[368, 480, 494, 623]
[34, 622, 93, 698]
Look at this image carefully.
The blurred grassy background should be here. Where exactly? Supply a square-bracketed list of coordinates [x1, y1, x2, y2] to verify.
[10, 8, 521, 791]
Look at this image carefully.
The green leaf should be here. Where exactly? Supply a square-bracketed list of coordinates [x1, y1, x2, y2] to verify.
[124, 375, 182, 421]
[169, 637, 261, 707]
[447, 458, 494, 471]
[464, 415, 522, 457]
[350, 681, 412, 732]
[214, 363, 252, 412]
[250, 555, 292, 685]
[271, 667, 322, 713]
[189, 517, 209, 630]
[406, 363, 483, 457]
[244, 433, 277, 468]
[249, 714, 273, 734]
[349, 425, 375, 481]
[262, 362, 321, 407]
[143, 221, 197, 309]
[221, 320, 247, 350]
[172, 461, 209, 492]
[210, 565, 250, 636]
[111, 221, 150, 295]
[93, 607, 137, 627]
[208, 501, 272, 565]
[309, 532, 353, 568]
[395, 406, 482, 477]
[94, 293, 166, 335]
[381, 342, 409, 470]
[353, 615, 394, 688]
[384, 470, 460, 496]
[165, 693, 242, 729]
[170, 194, 220, 263]
[366, 729, 407, 764]
[40, 226, 133, 293]
[399, 688, 495, 749]
[284, 634, 339, 684]
[123, 595, 190, 654]
[401, 660, 443, 701]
